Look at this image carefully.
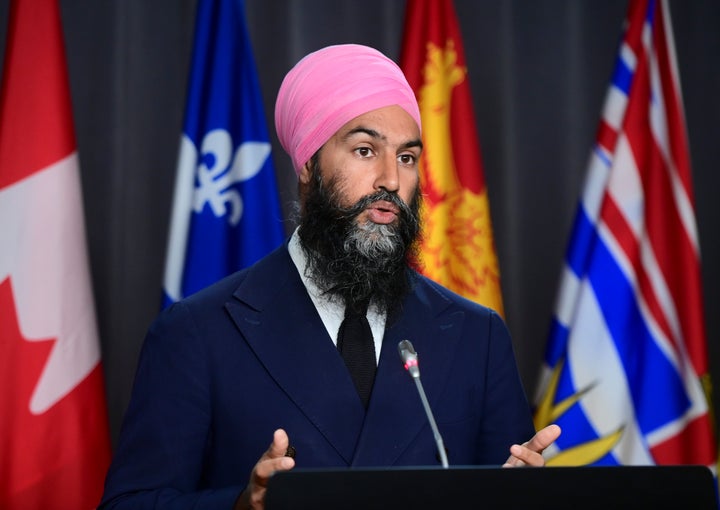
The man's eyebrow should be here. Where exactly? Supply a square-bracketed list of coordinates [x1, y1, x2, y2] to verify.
[401, 139, 423, 151]
[343, 126, 384, 141]
[343, 127, 423, 151]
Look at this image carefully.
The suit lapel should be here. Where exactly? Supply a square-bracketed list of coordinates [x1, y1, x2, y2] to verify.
[224, 247, 365, 464]
[352, 277, 465, 466]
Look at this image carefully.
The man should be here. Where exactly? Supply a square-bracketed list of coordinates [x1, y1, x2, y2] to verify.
[100, 44, 560, 510]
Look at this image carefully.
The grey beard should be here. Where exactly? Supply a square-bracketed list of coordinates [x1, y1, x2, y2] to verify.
[297, 154, 421, 313]
[343, 221, 404, 260]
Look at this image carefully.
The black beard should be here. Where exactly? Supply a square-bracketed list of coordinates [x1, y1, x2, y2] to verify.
[297, 155, 422, 314]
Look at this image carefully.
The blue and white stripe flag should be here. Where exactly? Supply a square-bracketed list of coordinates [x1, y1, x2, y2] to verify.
[162, 0, 284, 307]
[534, 0, 716, 471]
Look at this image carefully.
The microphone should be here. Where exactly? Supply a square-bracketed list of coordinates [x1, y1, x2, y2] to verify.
[398, 340, 449, 468]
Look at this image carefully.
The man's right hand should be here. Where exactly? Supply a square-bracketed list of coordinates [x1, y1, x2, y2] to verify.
[234, 429, 295, 510]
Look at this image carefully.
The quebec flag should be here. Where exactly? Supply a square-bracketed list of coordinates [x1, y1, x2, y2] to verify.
[162, 0, 284, 306]
[534, 0, 717, 473]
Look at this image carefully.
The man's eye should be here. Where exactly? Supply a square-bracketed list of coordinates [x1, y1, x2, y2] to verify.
[399, 154, 416, 165]
[355, 147, 373, 157]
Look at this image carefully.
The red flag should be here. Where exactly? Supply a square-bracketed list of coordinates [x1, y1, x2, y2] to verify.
[0, 0, 111, 507]
[400, 0, 504, 315]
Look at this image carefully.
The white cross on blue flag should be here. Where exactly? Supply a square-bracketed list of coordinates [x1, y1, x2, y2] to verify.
[162, 0, 284, 307]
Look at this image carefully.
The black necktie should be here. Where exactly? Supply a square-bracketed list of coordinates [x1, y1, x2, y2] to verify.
[337, 300, 376, 408]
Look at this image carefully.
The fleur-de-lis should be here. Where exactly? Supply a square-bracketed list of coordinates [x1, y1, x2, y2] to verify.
[191, 129, 271, 226]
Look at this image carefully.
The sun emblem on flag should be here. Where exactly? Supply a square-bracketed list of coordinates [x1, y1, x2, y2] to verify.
[534, 358, 624, 466]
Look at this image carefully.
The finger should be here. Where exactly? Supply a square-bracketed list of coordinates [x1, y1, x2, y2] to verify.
[253, 455, 295, 483]
[253, 429, 295, 487]
[503, 444, 544, 467]
[502, 445, 521, 467]
[503, 444, 532, 467]
[261, 429, 290, 461]
[503, 424, 562, 468]
[524, 424, 561, 453]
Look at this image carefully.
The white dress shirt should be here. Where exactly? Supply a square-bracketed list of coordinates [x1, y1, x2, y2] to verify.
[287, 229, 386, 364]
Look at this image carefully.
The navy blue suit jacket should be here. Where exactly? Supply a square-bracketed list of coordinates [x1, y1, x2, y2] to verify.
[100, 244, 535, 509]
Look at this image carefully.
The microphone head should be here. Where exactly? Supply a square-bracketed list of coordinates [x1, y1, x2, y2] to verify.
[398, 340, 420, 378]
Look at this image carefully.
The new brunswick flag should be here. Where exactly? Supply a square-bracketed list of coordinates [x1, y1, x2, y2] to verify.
[400, 0, 504, 315]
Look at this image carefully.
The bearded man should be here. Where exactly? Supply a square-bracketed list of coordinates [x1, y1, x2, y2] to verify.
[100, 44, 560, 510]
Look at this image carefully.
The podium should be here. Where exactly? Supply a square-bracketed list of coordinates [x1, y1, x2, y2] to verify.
[265, 465, 718, 509]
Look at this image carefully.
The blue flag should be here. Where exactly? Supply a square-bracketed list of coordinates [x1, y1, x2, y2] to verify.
[162, 0, 284, 307]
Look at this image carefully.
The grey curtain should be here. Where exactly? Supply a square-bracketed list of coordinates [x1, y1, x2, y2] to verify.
[0, 0, 718, 447]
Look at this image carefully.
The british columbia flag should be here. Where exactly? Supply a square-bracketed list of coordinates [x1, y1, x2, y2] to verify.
[534, 0, 717, 471]
[162, 0, 284, 307]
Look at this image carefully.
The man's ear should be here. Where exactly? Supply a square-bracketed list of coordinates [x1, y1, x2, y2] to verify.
[298, 161, 312, 184]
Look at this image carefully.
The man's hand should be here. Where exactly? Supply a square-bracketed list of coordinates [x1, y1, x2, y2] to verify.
[503, 424, 561, 467]
[234, 429, 295, 510]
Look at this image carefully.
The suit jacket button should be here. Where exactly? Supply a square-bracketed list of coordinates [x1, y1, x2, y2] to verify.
[285, 445, 296, 459]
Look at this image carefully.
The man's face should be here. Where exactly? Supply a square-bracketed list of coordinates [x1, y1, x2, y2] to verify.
[299, 105, 422, 225]
[296, 105, 423, 310]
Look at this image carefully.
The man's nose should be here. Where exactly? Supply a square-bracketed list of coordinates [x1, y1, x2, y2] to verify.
[374, 153, 399, 193]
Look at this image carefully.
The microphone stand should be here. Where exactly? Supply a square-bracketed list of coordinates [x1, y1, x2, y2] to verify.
[398, 340, 449, 469]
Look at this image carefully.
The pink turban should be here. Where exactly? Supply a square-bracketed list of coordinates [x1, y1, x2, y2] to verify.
[275, 44, 421, 175]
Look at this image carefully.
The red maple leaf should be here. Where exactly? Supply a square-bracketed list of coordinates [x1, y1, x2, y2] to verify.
[0, 277, 111, 509]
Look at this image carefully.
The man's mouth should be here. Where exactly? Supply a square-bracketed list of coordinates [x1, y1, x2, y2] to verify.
[365, 200, 400, 224]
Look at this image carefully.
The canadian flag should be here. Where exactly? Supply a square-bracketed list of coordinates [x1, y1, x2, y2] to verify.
[0, 0, 111, 508]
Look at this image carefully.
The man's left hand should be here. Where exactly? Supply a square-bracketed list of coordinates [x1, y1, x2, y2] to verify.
[503, 424, 561, 467]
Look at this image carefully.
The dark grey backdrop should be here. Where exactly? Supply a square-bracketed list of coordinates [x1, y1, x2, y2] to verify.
[1, 1, 718, 448]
